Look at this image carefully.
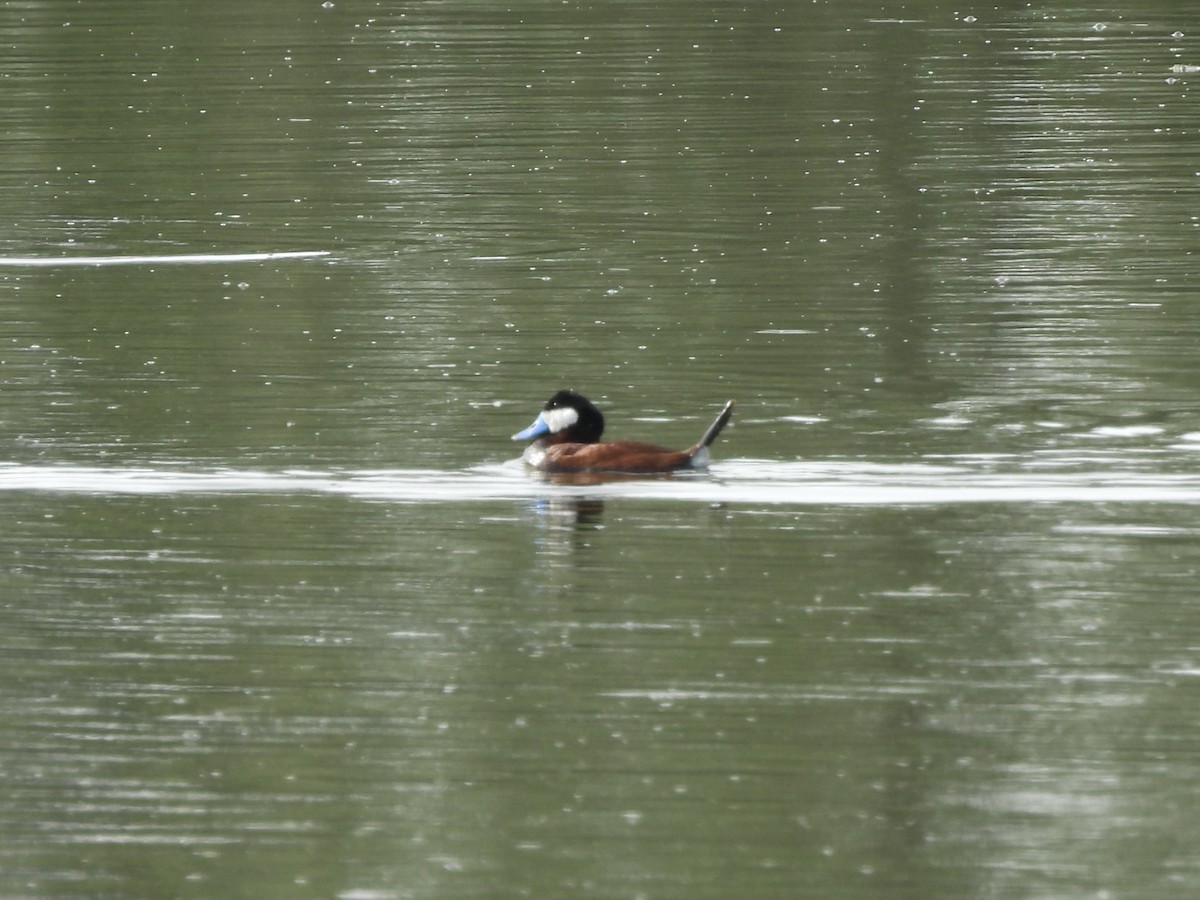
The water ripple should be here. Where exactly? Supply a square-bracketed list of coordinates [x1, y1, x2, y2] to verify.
[3, 459, 1200, 505]
[0, 250, 331, 267]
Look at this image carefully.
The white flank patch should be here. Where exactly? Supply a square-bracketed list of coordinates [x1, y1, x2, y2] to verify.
[521, 444, 548, 468]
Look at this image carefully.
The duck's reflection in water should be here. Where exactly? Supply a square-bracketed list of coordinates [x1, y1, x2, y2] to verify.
[528, 494, 606, 559]
[522, 469, 711, 581]
[519, 493, 606, 599]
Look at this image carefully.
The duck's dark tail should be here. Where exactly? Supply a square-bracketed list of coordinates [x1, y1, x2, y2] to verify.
[696, 400, 734, 450]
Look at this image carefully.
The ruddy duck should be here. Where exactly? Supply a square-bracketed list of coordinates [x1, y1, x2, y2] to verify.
[512, 390, 734, 473]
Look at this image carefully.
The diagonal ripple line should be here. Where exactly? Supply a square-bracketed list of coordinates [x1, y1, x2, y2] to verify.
[0, 250, 332, 267]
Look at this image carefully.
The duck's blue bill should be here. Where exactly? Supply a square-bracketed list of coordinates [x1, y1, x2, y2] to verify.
[512, 413, 550, 441]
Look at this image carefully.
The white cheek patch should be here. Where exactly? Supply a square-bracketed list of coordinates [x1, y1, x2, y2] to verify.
[541, 406, 579, 433]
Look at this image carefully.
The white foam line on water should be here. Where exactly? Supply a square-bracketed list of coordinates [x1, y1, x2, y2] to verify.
[0, 250, 332, 267]
[4, 462, 1200, 505]
[0, 465, 534, 501]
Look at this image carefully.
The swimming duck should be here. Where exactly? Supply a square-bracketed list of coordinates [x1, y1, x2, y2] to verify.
[512, 390, 734, 473]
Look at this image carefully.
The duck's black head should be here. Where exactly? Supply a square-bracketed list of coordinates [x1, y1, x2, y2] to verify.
[511, 389, 605, 444]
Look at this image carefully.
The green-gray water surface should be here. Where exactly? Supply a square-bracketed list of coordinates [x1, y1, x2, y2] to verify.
[4, 2, 1200, 898]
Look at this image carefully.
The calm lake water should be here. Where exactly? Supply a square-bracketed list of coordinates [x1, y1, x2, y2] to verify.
[4, 2, 1200, 897]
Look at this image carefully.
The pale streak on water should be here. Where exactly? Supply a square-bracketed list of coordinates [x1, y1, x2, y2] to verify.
[6, 458, 1200, 505]
[0, 250, 331, 267]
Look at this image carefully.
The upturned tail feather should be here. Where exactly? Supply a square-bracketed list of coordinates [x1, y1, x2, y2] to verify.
[695, 400, 734, 452]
